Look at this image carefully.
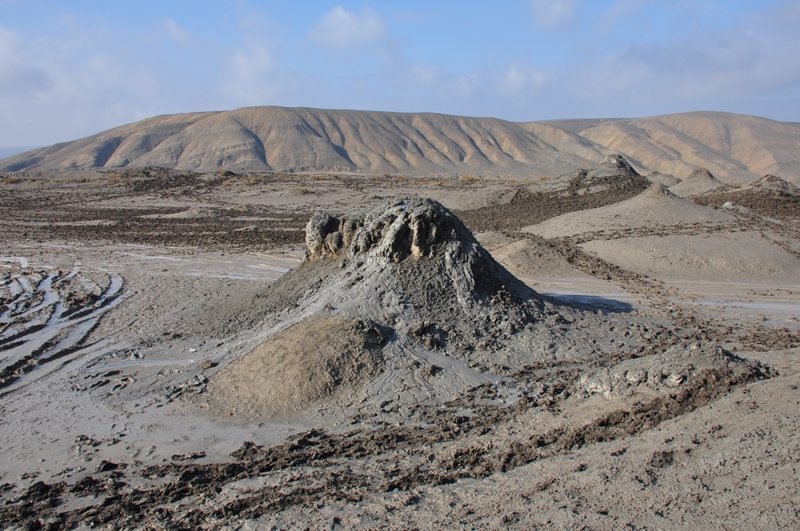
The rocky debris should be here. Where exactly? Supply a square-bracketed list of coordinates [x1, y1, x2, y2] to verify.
[410, 321, 448, 350]
[96, 460, 126, 473]
[171, 452, 207, 461]
[737, 325, 800, 351]
[199, 359, 217, 370]
[579, 342, 768, 399]
[750, 174, 800, 195]
[0, 174, 308, 251]
[163, 375, 209, 403]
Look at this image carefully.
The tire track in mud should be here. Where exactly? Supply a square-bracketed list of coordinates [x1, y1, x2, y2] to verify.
[0, 265, 124, 396]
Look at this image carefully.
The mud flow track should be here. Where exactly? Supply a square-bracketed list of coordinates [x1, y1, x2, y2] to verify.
[0, 260, 123, 396]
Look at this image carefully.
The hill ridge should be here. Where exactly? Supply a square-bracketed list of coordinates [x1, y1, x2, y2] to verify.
[2, 107, 799, 184]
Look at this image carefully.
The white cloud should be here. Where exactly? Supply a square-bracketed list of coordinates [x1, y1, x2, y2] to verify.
[223, 44, 298, 106]
[449, 73, 480, 98]
[576, 19, 800, 111]
[598, 0, 650, 32]
[225, 45, 272, 103]
[0, 24, 166, 144]
[162, 19, 191, 44]
[0, 28, 52, 96]
[530, 0, 576, 29]
[310, 6, 385, 49]
[410, 64, 438, 86]
[499, 63, 550, 95]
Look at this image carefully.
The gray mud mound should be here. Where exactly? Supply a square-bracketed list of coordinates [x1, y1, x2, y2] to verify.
[201, 197, 768, 428]
[211, 198, 634, 419]
[563, 153, 649, 191]
[669, 167, 728, 197]
[273, 197, 561, 359]
[580, 153, 640, 180]
[526, 181, 734, 238]
[638, 181, 676, 200]
[208, 314, 386, 418]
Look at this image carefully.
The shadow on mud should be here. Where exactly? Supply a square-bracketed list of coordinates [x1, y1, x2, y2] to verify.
[542, 293, 635, 313]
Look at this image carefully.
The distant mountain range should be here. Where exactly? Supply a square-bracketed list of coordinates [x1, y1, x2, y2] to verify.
[2, 107, 798, 184]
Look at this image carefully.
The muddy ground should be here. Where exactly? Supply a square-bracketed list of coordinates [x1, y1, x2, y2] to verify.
[0, 168, 799, 529]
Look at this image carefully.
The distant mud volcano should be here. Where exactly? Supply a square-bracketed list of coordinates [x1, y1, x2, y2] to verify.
[669, 167, 728, 197]
[695, 174, 800, 220]
[526, 182, 734, 239]
[457, 154, 651, 232]
[209, 198, 618, 418]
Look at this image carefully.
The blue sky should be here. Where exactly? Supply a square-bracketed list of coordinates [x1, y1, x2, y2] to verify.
[1, 0, 799, 145]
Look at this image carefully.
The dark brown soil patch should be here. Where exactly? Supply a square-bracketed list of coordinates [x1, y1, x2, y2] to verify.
[695, 190, 800, 220]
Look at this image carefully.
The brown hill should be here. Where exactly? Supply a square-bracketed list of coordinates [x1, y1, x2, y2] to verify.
[578, 111, 800, 185]
[0, 107, 595, 176]
[516, 121, 606, 166]
[4, 109, 799, 184]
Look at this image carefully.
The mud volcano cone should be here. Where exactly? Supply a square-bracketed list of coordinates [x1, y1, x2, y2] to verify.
[565, 153, 650, 191]
[304, 197, 540, 315]
[669, 167, 728, 197]
[210, 198, 604, 419]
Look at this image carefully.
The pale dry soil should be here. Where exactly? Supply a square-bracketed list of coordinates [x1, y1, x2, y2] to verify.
[0, 170, 798, 529]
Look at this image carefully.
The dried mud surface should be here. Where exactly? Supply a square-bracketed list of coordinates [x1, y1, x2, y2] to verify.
[0, 349, 769, 530]
[0, 169, 308, 250]
[0, 166, 799, 529]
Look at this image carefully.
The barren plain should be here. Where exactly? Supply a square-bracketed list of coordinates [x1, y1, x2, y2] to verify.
[0, 149, 799, 528]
